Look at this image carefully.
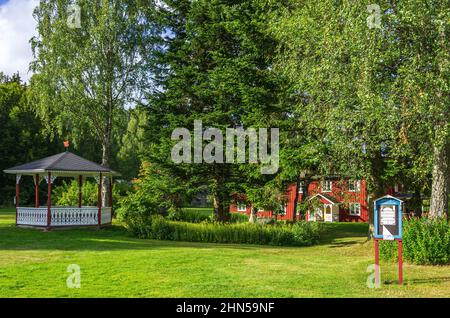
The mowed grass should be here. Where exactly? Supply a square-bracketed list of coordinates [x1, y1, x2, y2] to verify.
[0, 209, 450, 297]
[181, 207, 213, 217]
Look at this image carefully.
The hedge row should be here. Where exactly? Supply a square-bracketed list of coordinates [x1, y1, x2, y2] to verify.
[128, 216, 323, 247]
[379, 217, 450, 265]
[166, 209, 249, 223]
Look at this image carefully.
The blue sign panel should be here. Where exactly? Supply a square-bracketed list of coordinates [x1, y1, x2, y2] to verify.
[374, 195, 403, 240]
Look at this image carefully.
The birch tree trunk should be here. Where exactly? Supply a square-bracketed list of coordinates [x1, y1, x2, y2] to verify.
[249, 206, 257, 223]
[429, 141, 449, 218]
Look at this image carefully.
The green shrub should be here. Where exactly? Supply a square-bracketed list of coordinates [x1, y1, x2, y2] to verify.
[52, 180, 99, 206]
[380, 217, 450, 265]
[378, 240, 399, 261]
[256, 217, 275, 225]
[128, 216, 323, 247]
[292, 221, 322, 245]
[167, 209, 211, 223]
[151, 215, 173, 240]
[167, 210, 249, 223]
[229, 212, 249, 223]
[115, 192, 159, 238]
[52, 179, 130, 207]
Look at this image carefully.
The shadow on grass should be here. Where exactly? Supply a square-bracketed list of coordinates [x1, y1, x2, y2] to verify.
[327, 241, 360, 248]
[0, 224, 311, 252]
[0, 213, 370, 252]
[318, 222, 369, 246]
[406, 277, 450, 285]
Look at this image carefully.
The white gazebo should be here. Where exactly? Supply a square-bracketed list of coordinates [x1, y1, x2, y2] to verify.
[3, 149, 119, 229]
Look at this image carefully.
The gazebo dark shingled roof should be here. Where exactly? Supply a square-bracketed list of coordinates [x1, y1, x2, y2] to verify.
[3, 152, 119, 176]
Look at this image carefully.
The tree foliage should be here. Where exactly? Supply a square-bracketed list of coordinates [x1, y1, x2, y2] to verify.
[271, 0, 449, 218]
[30, 0, 160, 167]
[144, 0, 283, 221]
[0, 73, 59, 205]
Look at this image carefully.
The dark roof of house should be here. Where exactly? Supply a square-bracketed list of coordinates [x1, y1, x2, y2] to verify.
[3, 152, 119, 176]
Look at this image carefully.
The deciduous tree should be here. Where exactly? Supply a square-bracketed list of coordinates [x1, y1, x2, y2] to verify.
[30, 0, 159, 168]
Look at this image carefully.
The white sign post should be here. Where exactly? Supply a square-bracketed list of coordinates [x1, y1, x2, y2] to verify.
[374, 196, 403, 286]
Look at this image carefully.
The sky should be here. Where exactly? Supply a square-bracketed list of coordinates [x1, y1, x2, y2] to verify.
[0, 0, 39, 83]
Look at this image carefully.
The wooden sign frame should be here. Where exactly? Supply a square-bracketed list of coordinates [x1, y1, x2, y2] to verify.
[373, 195, 404, 286]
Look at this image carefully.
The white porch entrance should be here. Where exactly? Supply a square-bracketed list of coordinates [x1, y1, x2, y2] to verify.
[324, 204, 333, 222]
[307, 193, 340, 222]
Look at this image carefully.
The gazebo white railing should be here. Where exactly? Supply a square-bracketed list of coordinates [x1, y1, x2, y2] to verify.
[4, 149, 119, 229]
[16, 206, 113, 227]
[16, 207, 47, 226]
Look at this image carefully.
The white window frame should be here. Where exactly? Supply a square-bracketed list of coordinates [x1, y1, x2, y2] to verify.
[298, 181, 304, 193]
[394, 184, 399, 192]
[349, 180, 360, 192]
[237, 203, 247, 212]
[349, 203, 361, 216]
[322, 180, 332, 192]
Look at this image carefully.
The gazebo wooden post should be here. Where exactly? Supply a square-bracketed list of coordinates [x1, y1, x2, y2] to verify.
[78, 175, 82, 208]
[15, 174, 20, 225]
[97, 173, 102, 228]
[46, 172, 52, 230]
[35, 174, 39, 208]
[109, 176, 113, 224]
[109, 176, 113, 208]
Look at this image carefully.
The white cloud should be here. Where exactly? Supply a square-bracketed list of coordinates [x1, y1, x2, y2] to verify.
[0, 0, 39, 83]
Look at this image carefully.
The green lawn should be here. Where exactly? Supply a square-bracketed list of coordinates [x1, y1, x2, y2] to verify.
[181, 207, 213, 217]
[0, 209, 449, 297]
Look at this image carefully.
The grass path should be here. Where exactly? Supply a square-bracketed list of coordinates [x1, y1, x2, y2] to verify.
[0, 210, 449, 297]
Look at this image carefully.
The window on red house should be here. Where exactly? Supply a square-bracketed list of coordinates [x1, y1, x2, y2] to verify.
[349, 180, 360, 192]
[279, 204, 287, 215]
[322, 180, 332, 192]
[237, 203, 247, 212]
[349, 203, 361, 216]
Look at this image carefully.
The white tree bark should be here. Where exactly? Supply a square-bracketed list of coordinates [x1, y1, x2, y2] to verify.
[429, 142, 449, 218]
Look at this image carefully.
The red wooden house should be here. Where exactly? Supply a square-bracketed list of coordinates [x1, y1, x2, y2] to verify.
[230, 179, 405, 223]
